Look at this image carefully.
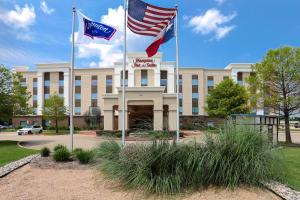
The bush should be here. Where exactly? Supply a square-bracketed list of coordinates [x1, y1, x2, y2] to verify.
[53, 144, 66, 151]
[73, 148, 83, 155]
[95, 130, 129, 138]
[95, 121, 283, 195]
[40, 147, 50, 157]
[74, 149, 95, 164]
[53, 146, 70, 162]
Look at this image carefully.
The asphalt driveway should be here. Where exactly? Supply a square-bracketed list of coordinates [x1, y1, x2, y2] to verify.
[0, 132, 103, 150]
[0, 130, 299, 151]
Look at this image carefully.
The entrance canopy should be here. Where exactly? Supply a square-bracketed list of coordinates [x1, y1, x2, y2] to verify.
[102, 87, 177, 131]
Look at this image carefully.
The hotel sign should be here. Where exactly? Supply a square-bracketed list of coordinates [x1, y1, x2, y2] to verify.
[132, 58, 157, 68]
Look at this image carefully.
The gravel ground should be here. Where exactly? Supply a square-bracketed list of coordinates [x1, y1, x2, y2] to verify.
[0, 157, 281, 200]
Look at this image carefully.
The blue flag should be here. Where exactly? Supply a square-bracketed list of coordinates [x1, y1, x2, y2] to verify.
[76, 10, 116, 43]
[83, 18, 116, 40]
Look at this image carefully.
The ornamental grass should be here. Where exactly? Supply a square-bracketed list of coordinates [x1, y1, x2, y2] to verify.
[94, 121, 283, 195]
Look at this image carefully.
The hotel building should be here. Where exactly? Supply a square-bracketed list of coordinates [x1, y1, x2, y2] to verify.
[13, 52, 258, 130]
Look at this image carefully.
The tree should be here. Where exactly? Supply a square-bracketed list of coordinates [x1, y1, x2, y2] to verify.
[13, 72, 33, 115]
[248, 46, 300, 144]
[0, 65, 14, 124]
[205, 78, 250, 117]
[0, 65, 32, 124]
[43, 94, 67, 133]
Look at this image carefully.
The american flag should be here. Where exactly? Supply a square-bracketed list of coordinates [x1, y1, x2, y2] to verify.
[127, 0, 177, 37]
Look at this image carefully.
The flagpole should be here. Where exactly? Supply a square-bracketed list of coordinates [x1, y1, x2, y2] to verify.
[175, 5, 180, 143]
[70, 7, 76, 151]
[122, 0, 128, 146]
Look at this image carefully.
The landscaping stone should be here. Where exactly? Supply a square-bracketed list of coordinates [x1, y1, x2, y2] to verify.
[0, 154, 39, 178]
[264, 181, 300, 200]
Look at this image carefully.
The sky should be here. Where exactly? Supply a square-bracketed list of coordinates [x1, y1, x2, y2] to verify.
[1, 0, 300, 70]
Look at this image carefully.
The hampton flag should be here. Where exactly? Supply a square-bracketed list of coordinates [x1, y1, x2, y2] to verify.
[127, 0, 176, 57]
[76, 11, 116, 43]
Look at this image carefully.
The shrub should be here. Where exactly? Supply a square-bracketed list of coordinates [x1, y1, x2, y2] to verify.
[95, 121, 283, 195]
[40, 147, 50, 157]
[75, 149, 94, 164]
[53, 144, 66, 151]
[53, 146, 70, 162]
[73, 148, 83, 155]
[95, 130, 129, 138]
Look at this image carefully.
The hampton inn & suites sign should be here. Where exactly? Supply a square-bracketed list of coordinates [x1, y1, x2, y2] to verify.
[132, 58, 157, 68]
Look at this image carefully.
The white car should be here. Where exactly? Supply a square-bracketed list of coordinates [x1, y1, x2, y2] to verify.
[17, 125, 43, 135]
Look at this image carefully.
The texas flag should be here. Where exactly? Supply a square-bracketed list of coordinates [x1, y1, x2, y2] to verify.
[146, 17, 175, 57]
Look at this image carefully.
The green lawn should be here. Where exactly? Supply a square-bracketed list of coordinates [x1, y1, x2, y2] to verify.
[0, 141, 38, 167]
[279, 147, 300, 191]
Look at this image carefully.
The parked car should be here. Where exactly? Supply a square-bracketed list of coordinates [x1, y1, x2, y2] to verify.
[17, 125, 43, 135]
[295, 123, 300, 128]
[0, 125, 10, 129]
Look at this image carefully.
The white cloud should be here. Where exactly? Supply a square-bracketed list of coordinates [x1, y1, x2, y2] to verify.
[215, 0, 226, 5]
[188, 8, 236, 40]
[75, 6, 152, 67]
[40, 0, 55, 15]
[0, 4, 36, 29]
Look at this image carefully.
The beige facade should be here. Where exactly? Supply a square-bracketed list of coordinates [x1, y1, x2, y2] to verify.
[15, 52, 256, 131]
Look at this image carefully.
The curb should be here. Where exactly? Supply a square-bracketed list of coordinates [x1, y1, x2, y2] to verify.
[17, 141, 37, 150]
[0, 154, 39, 178]
[264, 182, 300, 200]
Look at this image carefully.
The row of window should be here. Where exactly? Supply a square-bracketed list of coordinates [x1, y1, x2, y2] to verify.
[25, 72, 241, 116]
[120, 70, 169, 93]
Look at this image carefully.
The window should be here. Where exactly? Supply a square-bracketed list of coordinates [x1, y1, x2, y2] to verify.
[160, 70, 168, 93]
[91, 79, 97, 86]
[179, 74, 183, 115]
[20, 78, 26, 87]
[192, 107, 199, 115]
[75, 107, 81, 115]
[59, 93, 64, 98]
[207, 76, 214, 93]
[91, 76, 98, 107]
[75, 93, 81, 100]
[33, 108, 37, 114]
[192, 93, 199, 99]
[192, 75, 198, 86]
[106, 75, 113, 93]
[192, 98, 199, 115]
[179, 74, 182, 93]
[91, 93, 97, 100]
[59, 72, 64, 97]
[44, 120, 50, 127]
[179, 106, 183, 114]
[58, 80, 64, 87]
[33, 78, 37, 88]
[141, 70, 148, 86]
[192, 75, 199, 115]
[33, 78, 38, 109]
[44, 72, 50, 99]
[179, 97, 183, 115]
[207, 121, 214, 128]
[120, 71, 128, 87]
[20, 121, 27, 127]
[179, 93, 183, 99]
[75, 76, 81, 86]
[44, 80, 50, 87]
[237, 72, 243, 85]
